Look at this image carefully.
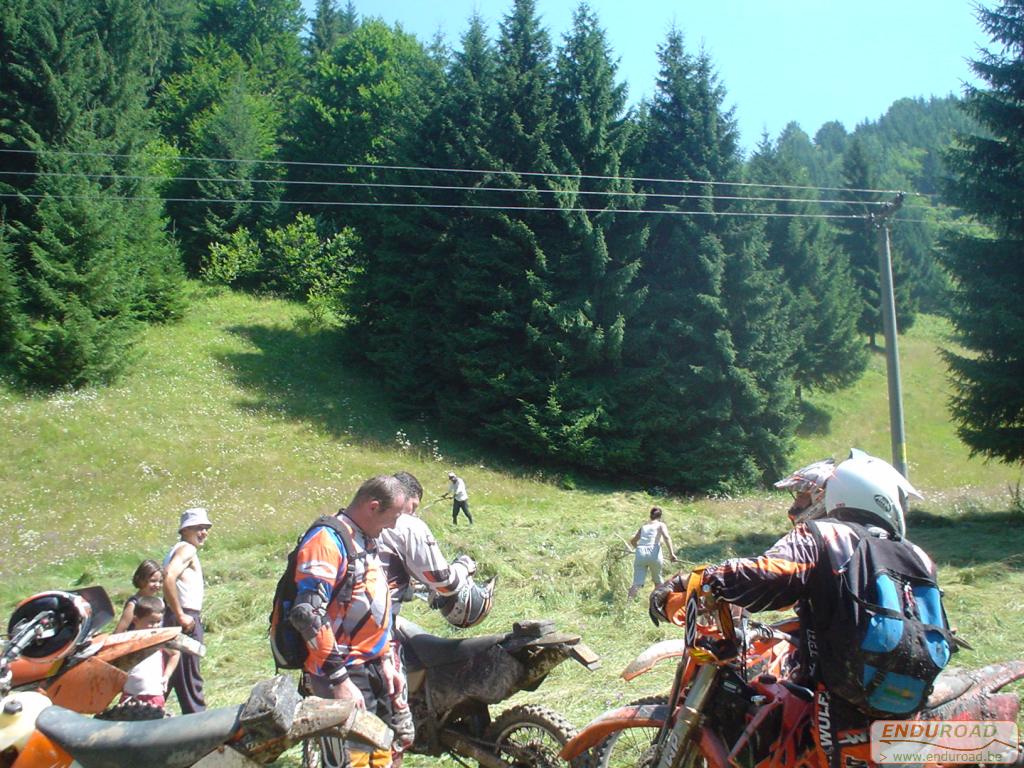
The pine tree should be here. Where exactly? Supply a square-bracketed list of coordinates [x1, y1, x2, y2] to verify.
[307, 0, 355, 59]
[509, 1, 646, 467]
[286, 19, 436, 223]
[316, 18, 450, 406]
[623, 29, 795, 490]
[748, 136, 866, 396]
[194, 0, 305, 99]
[0, 223, 27, 360]
[163, 59, 284, 271]
[941, 0, 1024, 463]
[18, 151, 143, 386]
[0, 0, 184, 386]
[401, 0, 559, 452]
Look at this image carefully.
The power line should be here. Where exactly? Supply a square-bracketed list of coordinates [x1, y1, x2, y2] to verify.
[0, 191, 872, 219]
[0, 147, 904, 198]
[0, 169, 897, 208]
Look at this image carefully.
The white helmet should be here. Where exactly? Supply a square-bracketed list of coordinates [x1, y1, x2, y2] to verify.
[432, 577, 496, 629]
[823, 449, 921, 537]
[774, 458, 836, 525]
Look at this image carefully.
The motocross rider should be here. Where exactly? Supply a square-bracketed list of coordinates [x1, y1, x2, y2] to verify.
[649, 450, 939, 768]
[378, 471, 496, 762]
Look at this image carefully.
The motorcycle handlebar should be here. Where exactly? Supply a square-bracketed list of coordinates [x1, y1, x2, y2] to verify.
[745, 621, 796, 647]
[3, 610, 58, 662]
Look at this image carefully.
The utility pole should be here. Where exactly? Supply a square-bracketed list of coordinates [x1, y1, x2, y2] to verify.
[870, 192, 908, 479]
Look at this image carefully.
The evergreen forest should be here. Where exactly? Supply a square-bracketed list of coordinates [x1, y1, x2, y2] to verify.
[2, 0, 1021, 492]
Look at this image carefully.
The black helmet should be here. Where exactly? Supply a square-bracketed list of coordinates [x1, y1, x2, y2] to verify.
[432, 577, 496, 629]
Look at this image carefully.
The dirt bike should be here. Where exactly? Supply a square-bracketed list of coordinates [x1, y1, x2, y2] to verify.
[1, 590, 393, 767]
[303, 616, 601, 768]
[561, 570, 1024, 768]
[3, 587, 203, 717]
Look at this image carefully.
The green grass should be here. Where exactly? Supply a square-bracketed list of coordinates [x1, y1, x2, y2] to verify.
[2, 286, 1022, 765]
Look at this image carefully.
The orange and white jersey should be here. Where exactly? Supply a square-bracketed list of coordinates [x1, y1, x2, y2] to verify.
[294, 515, 392, 679]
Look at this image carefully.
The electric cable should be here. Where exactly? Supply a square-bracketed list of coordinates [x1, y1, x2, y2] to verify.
[0, 169, 896, 208]
[0, 147, 906, 197]
[0, 191, 872, 219]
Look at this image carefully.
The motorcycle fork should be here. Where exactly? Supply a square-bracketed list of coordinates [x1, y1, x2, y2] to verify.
[656, 664, 719, 768]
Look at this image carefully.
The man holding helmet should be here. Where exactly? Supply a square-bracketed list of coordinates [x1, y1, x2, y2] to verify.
[381, 472, 495, 628]
[649, 450, 954, 768]
[378, 471, 496, 764]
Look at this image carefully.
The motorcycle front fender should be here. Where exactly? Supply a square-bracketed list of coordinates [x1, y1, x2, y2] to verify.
[559, 702, 670, 760]
[41, 656, 125, 714]
[621, 639, 689, 681]
[569, 641, 601, 671]
[11, 728, 72, 768]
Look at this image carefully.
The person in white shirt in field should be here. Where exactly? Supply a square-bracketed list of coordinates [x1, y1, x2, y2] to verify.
[443, 471, 472, 525]
[163, 506, 211, 713]
[627, 506, 678, 601]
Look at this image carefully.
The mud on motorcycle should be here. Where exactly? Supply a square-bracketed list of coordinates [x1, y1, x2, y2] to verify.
[561, 571, 1024, 768]
[304, 616, 600, 768]
[1, 587, 393, 767]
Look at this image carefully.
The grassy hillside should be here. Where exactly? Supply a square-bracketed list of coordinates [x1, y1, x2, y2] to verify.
[1, 286, 1021, 765]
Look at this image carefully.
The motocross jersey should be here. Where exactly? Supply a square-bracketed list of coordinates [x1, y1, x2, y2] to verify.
[378, 514, 466, 614]
[702, 518, 937, 612]
[293, 514, 392, 679]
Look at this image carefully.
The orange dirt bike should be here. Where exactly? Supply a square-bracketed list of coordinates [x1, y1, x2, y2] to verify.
[2, 587, 202, 717]
[1, 590, 393, 767]
[561, 570, 1024, 768]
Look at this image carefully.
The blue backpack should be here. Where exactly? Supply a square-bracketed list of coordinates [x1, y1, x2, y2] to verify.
[808, 520, 956, 718]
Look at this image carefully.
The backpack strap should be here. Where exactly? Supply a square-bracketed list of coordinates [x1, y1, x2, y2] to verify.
[303, 514, 364, 603]
[801, 520, 833, 682]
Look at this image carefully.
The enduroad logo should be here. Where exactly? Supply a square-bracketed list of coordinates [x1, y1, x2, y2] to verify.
[870, 720, 1020, 764]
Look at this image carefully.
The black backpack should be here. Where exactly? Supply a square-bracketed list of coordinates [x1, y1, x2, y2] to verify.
[269, 515, 360, 670]
[807, 520, 956, 718]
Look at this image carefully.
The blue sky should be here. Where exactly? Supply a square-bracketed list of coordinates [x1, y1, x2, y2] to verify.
[304, 1, 987, 154]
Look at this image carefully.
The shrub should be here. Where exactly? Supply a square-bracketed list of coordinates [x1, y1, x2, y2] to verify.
[263, 214, 357, 300]
[201, 228, 262, 286]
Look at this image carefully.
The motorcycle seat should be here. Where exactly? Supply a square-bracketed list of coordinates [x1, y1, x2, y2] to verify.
[397, 622, 508, 671]
[36, 703, 243, 768]
[922, 668, 973, 710]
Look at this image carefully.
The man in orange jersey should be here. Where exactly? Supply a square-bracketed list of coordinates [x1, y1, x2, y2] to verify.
[290, 475, 408, 768]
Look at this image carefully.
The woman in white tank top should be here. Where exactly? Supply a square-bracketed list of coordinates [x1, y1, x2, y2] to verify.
[627, 507, 678, 600]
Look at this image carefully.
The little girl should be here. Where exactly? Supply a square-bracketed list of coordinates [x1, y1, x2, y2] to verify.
[114, 559, 163, 633]
[120, 595, 178, 709]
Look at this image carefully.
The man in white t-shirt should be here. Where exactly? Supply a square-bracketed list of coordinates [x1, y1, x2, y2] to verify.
[444, 471, 472, 525]
[163, 506, 211, 713]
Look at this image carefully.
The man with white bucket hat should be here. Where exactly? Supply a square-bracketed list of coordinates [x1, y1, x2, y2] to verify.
[163, 506, 212, 713]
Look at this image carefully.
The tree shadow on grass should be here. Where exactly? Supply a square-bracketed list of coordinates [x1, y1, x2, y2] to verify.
[906, 507, 1024, 571]
[216, 323, 590, 486]
[795, 399, 831, 437]
[216, 324, 406, 447]
[213, 323, 672, 498]
[671, 508, 1024, 574]
[676, 531, 781, 566]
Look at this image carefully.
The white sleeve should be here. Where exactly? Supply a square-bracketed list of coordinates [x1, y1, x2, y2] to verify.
[400, 516, 467, 596]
